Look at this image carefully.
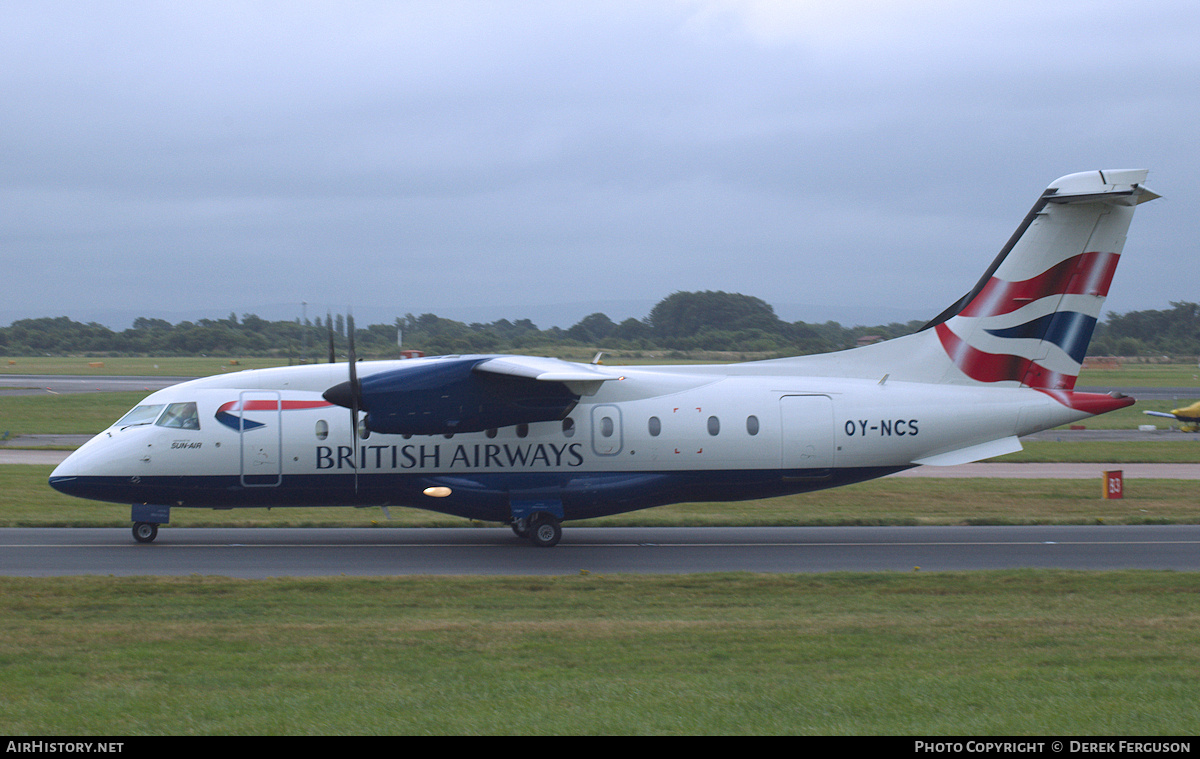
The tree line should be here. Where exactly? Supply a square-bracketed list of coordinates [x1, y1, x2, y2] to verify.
[1088, 301, 1200, 358]
[1, 292, 1196, 360]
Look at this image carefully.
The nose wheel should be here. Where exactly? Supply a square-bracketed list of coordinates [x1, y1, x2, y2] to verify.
[132, 522, 159, 543]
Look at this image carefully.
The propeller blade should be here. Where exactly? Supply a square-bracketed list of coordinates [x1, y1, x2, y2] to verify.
[348, 312, 358, 407]
[347, 312, 359, 494]
[320, 311, 362, 494]
[327, 312, 335, 363]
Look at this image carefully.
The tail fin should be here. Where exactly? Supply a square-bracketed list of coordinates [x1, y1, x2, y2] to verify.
[921, 169, 1159, 389]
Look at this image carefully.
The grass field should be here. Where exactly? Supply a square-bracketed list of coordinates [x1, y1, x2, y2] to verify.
[1077, 361, 1200, 387]
[4, 464, 1198, 528]
[7, 388, 1195, 438]
[0, 356, 290, 376]
[4, 354, 1198, 381]
[1, 572, 1198, 735]
[3, 358, 1199, 736]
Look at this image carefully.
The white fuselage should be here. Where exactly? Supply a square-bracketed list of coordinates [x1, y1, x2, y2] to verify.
[49, 357, 1100, 522]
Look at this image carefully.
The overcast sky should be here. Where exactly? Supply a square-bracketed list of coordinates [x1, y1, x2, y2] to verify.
[2, 1, 1197, 331]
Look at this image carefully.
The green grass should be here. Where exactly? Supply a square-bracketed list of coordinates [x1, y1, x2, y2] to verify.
[0, 392, 148, 436]
[3, 386, 1200, 444]
[3, 360, 1197, 438]
[1, 572, 1197, 735]
[998, 441, 1200, 463]
[5, 355, 1197, 382]
[1052, 398, 1200, 430]
[1077, 362, 1200, 387]
[2, 395, 1197, 464]
[5, 465, 1199, 528]
[1, 356, 291, 376]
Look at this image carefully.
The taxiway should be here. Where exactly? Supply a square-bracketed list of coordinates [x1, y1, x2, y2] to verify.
[2, 525, 1199, 577]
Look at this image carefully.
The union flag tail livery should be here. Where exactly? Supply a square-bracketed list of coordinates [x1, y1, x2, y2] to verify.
[778, 170, 1158, 395]
[49, 170, 1159, 547]
[925, 169, 1158, 390]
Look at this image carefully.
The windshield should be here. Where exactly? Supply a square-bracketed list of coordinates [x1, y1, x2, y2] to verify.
[157, 402, 200, 430]
[115, 404, 164, 428]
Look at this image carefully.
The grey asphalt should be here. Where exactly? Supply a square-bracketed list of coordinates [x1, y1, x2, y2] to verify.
[0, 374, 190, 395]
[3, 525, 1199, 577]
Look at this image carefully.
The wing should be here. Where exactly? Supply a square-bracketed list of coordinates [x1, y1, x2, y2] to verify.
[325, 355, 617, 436]
[1143, 411, 1179, 419]
[474, 355, 613, 397]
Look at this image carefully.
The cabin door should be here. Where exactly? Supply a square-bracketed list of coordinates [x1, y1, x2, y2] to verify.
[239, 391, 283, 487]
[779, 395, 835, 472]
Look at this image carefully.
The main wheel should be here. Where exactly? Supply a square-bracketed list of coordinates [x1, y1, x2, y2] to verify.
[527, 513, 562, 548]
[132, 522, 159, 544]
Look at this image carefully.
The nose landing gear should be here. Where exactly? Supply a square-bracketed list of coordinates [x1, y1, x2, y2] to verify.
[132, 521, 159, 543]
[130, 505, 170, 544]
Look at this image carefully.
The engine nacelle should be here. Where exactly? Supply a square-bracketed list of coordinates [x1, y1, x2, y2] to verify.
[324, 357, 579, 436]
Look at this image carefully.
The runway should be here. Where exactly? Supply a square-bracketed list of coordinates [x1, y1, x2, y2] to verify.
[3, 525, 1199, 577]
[0, 374, 189, 396]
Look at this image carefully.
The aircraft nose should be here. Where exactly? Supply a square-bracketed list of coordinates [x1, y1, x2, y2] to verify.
[49, 455, 81, 496]
[48, 474, 78, 496]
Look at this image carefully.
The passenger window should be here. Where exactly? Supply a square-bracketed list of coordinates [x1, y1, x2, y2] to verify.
[517, 423, 529, 438]
[707, 416, 720, 436]
[601, 416, 614, 437]
[157, 402, 200, 430]
[648, 416, 661, 436]
[746, 415, 760, 436]
[562, 418, 576, 437]
[315, 420, 329, 441]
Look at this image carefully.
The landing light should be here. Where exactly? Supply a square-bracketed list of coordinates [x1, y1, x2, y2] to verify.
[423, 486, 452, 498]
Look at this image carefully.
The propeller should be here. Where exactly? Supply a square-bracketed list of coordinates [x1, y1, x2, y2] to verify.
[321, 311, 363, 494]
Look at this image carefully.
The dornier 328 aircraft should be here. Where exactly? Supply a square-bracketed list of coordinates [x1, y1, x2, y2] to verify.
[50, 169, 1159, 546]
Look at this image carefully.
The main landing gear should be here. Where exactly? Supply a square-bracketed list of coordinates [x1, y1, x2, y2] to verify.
[510, 512, 563, 548]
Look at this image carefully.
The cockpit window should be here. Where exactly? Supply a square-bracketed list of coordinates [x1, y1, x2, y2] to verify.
[115, 404, 165, 428]
[157, 402, 200, 430]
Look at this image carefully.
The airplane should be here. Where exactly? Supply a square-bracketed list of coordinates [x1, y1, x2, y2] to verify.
[1144, 400, 1200, 432]
[49, 169, 1159, 547]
